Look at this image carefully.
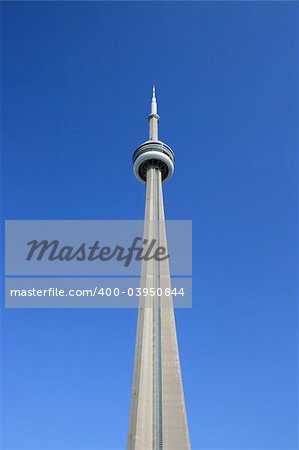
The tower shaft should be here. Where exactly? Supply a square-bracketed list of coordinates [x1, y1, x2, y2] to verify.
[127, 167, 191, 450]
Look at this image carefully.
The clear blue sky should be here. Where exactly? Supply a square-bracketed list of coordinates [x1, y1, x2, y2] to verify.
[1, 2, 297, 449]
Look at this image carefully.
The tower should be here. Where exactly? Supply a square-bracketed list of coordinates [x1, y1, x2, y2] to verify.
[127, 87, 191, 450]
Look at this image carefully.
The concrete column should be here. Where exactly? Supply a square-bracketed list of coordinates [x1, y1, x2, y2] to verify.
[127, 167, 190, 450]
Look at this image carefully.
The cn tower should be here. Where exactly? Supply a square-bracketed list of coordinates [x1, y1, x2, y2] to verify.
[127, 87, 191, 450]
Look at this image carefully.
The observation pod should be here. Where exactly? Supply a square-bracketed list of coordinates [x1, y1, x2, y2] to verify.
[133, 140, 175, 183]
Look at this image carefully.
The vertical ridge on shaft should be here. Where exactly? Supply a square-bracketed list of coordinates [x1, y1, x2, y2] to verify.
[154, 169, 163, 450]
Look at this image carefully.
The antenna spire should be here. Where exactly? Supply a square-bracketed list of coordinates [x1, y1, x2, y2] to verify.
[149, 84, 159, 140]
